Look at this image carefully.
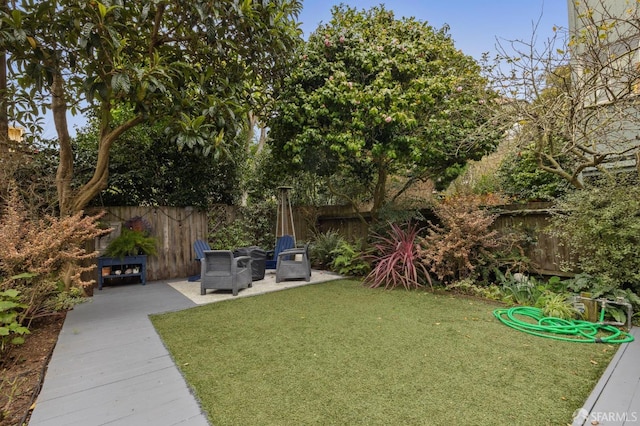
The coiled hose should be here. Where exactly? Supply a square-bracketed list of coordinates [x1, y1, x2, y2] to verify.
[493, 306, 634, 343]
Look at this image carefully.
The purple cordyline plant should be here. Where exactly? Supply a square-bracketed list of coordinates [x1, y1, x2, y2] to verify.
[364, 222, 432, 290]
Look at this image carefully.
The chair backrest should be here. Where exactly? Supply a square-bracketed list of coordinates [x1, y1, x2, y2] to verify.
[273, 235, 295, 260]
[194, 239, 212, 261]
[202, 250, 234, 274]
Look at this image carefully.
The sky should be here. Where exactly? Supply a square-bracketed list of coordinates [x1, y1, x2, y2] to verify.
[43, 0, 569, 139]
[297, 0, 569, 61]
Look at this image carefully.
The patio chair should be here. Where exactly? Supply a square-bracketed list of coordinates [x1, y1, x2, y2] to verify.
[188, 239, 212, 281]
[276, 243, 311, 283]
[265, 235, 295, 269]
[201, 250, 252, 296]
[194, 239, 211, 261]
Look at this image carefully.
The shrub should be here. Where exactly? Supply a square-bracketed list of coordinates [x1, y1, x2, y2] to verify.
[535, 291, 578, 320]
[363, 222, 432, 290]
[0, 186, 106, 320]
[417, 194, 505, 286]
[310, 230, 345, 268]
[563, 273, 640, 325]
[208, 201, 275, 251]
[551, 180, 640, 294]
[209, 219, 254, 250]
[497, 150, 571, 201]
[496, 272, 545, 306]
[330, 240, 370, 277]
[447, 278, 503, 301]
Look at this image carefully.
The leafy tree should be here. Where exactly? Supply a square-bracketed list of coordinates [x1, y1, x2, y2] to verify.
[268, 5, 502, 218]
[490, 0, 640, 189]
[0, 0, 302, 215]
[73, 108, 241, 208]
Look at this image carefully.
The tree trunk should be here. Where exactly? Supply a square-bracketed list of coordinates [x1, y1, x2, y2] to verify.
[52, 72, 145, 215]
[70, 115, 144, 214]
[52, 71, 75, 216]
[370, 161, 388, 221]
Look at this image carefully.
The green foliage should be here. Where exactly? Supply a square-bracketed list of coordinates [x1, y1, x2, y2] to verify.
[104, 228, 158, 258]
[329, 241, 370, 277]
[369, 207, 427, 237]
[496, 272, 545, 306]
[2, 0, 303, 212]
[562, 273, 640, 325]
[472, 173, 501, 196]
[310, 230, 346, 268]
[551, 180, 640, 294]
[535, 292, 578, 320]
[0, 289, 30, 354]
[73, 109, 241, 208]
[497, 150, 571, 201]
[209, 220, 254, 250]
[1, 144, 59, 217]
[46, 286, 88, 312]
[208, 201, 276, 251]
[447, 278, 503, 301]
[268, 4, 502, 213]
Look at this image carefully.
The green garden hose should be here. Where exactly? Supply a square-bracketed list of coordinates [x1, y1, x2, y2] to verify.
[493, 306, 635, 343]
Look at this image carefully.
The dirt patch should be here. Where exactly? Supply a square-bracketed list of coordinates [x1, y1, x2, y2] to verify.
[0, 313, 65, 426]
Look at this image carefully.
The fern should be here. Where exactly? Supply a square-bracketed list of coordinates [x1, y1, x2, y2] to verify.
[104, 228, 157, 258]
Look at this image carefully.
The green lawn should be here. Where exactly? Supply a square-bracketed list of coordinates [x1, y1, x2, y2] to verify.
[151, 280, 615, 425]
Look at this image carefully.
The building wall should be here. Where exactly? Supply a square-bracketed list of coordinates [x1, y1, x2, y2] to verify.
[567, 0, 640, 175]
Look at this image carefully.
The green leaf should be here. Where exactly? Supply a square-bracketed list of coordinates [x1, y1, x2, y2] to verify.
[607, 306, 626, 324]
[11, 336, 26, 345]
[10, 273, 36, 280]
[11, 9, 22, 26]
[112, 73, 131, 94]
[1, 288, 21, 298]
[98, 2, 108, 19]
[0, 301, 21, 312]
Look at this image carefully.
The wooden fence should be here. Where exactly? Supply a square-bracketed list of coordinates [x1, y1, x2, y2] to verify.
[303, 202, 577, 277]
[294, 205, 371, 242]
[90, 202, 575, 284]
[89, 206, 208, 282]
[491, 203, 577, 276]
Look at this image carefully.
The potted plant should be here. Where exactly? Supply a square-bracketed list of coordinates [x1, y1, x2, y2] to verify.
[103, 217, 158, 258]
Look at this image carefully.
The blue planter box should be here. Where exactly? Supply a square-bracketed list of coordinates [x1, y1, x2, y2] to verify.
[97, 255, 147, 290]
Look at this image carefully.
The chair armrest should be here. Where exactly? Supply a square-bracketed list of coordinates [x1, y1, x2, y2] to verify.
[277, 248, 305, 258]
[234, 256, 252, 268]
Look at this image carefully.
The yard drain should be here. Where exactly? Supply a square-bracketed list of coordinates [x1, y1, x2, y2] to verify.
[493, 306, 634, 343]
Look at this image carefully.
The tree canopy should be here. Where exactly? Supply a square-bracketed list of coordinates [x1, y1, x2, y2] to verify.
[73, 108, 242, 208]
[267, 5, 502, 215]
[0, 0, 302, 214]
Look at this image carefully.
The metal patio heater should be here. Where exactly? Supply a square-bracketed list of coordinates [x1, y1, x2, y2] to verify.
[275, 186, 296, 244]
